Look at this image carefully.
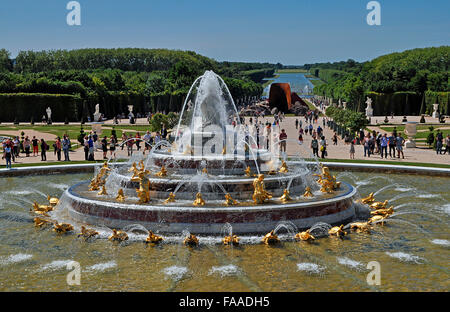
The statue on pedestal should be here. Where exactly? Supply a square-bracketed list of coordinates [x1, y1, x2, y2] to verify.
[432, 104, 440, 119]
[365, 97, 373, 117]
[93, 104, 102, 122]
[46, 107, 52, 125]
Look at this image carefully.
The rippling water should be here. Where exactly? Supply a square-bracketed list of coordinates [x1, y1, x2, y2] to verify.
[0, 172, 449, 291]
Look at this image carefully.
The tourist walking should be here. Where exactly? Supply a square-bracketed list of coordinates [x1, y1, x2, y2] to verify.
[88, 136, 95, 161]
[121, 133, 127, 150]
[364, 135, 371, 157]
[443, 135, 450, 155]
[135, 132, 141, 151]
[380, 134, 388, 159]
[83, 136, 89, 160]
[295, 119, 299, 130]
[332, 133, 338, 145]
[40, 139, 48, 161]
[396, 133, 405, 159]
[436, 131, 444, 154]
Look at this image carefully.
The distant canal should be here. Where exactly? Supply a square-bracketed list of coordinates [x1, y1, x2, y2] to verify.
[262, 72, 316, 98]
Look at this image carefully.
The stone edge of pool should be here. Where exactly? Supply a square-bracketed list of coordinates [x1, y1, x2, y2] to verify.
[1, 162, 449, 177]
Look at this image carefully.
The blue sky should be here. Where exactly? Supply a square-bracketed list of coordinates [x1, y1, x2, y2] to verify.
[0, 0, 449, 65]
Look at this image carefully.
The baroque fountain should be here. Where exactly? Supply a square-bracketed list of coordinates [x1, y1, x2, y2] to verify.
[51, 71, 359, 237]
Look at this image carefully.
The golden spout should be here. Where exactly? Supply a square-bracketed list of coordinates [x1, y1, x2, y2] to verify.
[184, 234, 199, 246]
[350, 222, 372, 233]
[244, 166, 252, 177]
[156, 166, 168, 177]
[280, 189, 292, 203]
[165, 192, 176, 203]
[78, 226, 99, 239]
[279, 161, 288, 173]
[193, 193, 206, 206]
[34, 217, 50, 228]
[53, 222, 74, 234]
[202, 167, 208, 174]
[328, 224, 347, 237]
[360, 192, 375, 204]
[224, 193, 238, 206]
[108, 229, 129, 242]
[262, 230, 280, 245]
[145, 231, 163, 244]
[369, 200, 388, 210]
[370, 206, 394, 217]
[116, 188, 126, 202]
[303, 187, 314, 198]
[295, 230, 315, 241]
[47, 195, 59, 207]
[223, 235, 240, 246]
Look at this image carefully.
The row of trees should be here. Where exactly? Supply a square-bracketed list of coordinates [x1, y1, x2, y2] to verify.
[311, 47, 449, 114]
[0, 48, 272, 121]
[325, 106, 368, 134]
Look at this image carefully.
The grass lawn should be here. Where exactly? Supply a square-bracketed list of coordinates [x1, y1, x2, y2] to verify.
[378, 125, 450, 140]
[301, 157, 450, 169]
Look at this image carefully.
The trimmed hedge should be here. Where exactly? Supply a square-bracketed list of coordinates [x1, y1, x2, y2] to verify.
[364, 91, 421, 116]
[424, 91, 449, 115]
[0, 93, 81, 122]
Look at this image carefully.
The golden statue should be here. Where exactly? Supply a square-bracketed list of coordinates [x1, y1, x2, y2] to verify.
[32, 202, 53, 213]
[314, 166, 341, 193]
[128, 162, 139, 179]
[53, 222, 74, 234]
[328, 225, 346, 237]
[165, 192, 176, 203]
[47, 195, 59, 207]
[252, 174, 272, 204]
[156, 165, 168, 177]
[370, 200, 388, 210]
[262, 230, 280, 245]
[145, 231, 163, 244]
[350, 222, 372, 233]
[360, 192, 375, 204]
[279, 161, 288, 173]
[78, 226, 99, 239]
[222, 147, 227, 155]
[303, 187, 313, 198]
[371, 206, 394, 217]
[138, 160, 145, 171]
[109, 229, 129, 242]
[184, 234, 199, 246]
[224, 193, 237, 206]
[131, 170, 151, 204]
[89, 161, 111, 191]
[183, 145, 192, 155]
[97, 185, 108, 196]
[34, 217, 50, 228]
[193, 192, 206, 206]
[244, 166, 252, 177]
[223, 235, 240, 246]
[295, 230, 315, 241]
[280, 189, 292, 203]
[116, 189, 126, 202]
[202, 167, 208, 174]
[369, 215, 386, 226]
[88, 178, 100, 191]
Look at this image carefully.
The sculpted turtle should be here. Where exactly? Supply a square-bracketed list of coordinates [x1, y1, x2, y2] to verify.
[328, 224, 347, 237]
[184, 234, 199, 246]
[109, 229, 129, 242]
[78, 226, 99, 239]
[262, 230, 280, 245]
[222, 235, 240, 246]
[295, 230, 315, 241]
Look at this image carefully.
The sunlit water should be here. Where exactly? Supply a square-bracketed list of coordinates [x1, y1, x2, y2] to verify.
[0, 172, 448, 291]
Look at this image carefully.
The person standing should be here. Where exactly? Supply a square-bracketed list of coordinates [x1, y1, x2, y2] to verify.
[319, 136, 327, 159]
[62, 136, 70, 161]
[161, 124, 168, 140]
[295, 119, 299, 130]
[364, 135, 370, 157]
[88, 136, 95, 161]
[121, 132, 127, 150]
[3, 143, 12, 169]
[349, 141, 355, 159]
[55, 137, 62, 161]
[279, 129, 287, 154]
[109, 135, 117, 158]
[380, 133, 388, 159]
[332, 133, 338, 145]
[13, 137, 20, 159]
[101, 136, 108, 160]
[396, 133, 405, 159]
[388, 133, 396, 158]
[135, 132, 141, 151]
[23, 136, 31, 157]
[32, 136, 39, 157]
[443, 135, 450, 155]
[436, 131, 444, 155]
[83, 136, 89, 160]
[311, 137, 319, 157]
[40, 139, 48, 161]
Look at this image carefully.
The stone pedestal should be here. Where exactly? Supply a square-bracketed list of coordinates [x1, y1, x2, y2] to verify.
[90, 122, 104, 149]
[404, 122, 417, 148]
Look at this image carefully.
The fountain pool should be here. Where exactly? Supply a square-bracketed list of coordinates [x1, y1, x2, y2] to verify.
[0, 171, 448, 291]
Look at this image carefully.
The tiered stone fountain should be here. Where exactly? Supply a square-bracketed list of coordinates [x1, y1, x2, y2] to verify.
[57, 71, 357, 235]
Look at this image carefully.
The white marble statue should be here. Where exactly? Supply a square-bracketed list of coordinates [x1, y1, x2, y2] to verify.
[365, 97, 373, 117]
[93, 104, 102, 122]
[46, 107, 52, 120]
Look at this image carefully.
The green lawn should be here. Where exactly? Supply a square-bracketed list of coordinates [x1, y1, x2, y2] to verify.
[300, 158, 450, 169]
